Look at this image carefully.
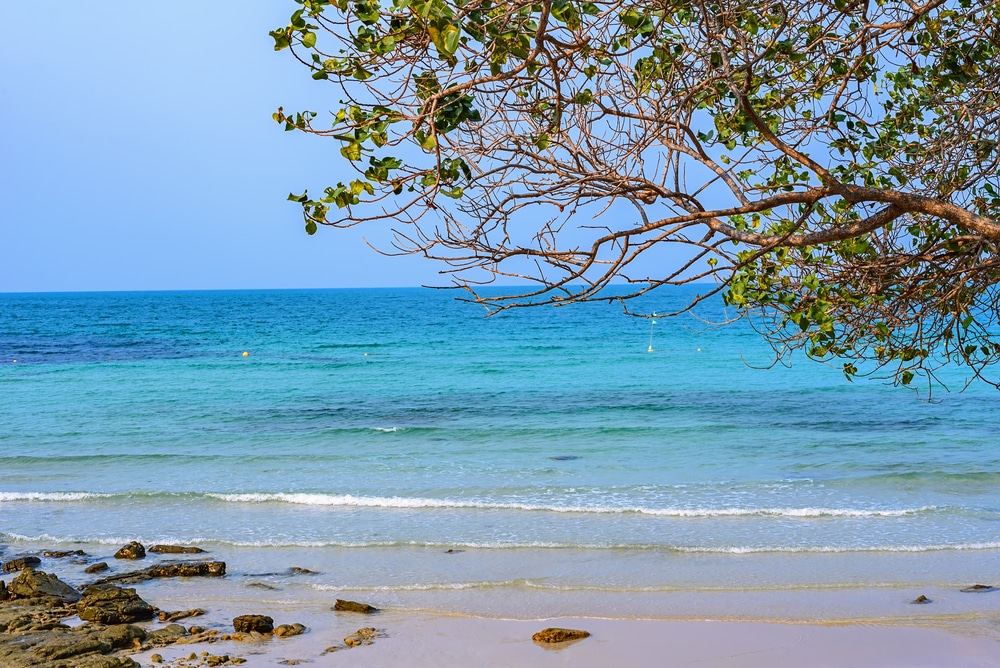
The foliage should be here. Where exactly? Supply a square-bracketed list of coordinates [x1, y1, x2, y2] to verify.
[271, 0, 1000, 390]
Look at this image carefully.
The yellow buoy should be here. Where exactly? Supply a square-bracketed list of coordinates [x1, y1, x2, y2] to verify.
[242, 351, 250, 357]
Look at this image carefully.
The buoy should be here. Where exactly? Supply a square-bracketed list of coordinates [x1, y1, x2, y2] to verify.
[11, 360, 16, 363]
[363, 353, 369, 356]
[242, 351, 249, 357]
[647, 346, 653, 353]
[697, 348, 702, 352]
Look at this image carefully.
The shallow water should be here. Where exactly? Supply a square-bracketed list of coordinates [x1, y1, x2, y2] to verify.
[2, 287, 999, 624]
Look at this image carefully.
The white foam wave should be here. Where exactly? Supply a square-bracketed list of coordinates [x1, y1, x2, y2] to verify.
[204, 493, 936, 518]
[3, 532, 999, 554]
[0, 492, 113, 502]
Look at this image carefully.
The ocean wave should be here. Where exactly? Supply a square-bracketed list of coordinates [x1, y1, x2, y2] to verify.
[204, 493, 936, 518]
[4, 532, 1000, 554]
[0, 492, 114, 502]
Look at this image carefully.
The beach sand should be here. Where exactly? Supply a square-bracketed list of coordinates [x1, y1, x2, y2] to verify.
[126, 612, 1000, 667]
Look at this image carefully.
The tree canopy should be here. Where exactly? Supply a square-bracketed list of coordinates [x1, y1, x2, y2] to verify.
[271, 0, 1000, 390]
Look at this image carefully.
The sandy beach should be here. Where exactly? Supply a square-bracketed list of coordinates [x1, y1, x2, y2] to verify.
[98, 610, 1000, 667]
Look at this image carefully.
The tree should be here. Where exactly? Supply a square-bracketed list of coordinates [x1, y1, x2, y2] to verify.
[270, 0, 1000, 390]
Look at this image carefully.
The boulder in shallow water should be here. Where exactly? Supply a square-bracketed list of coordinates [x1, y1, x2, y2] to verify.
[113, 542, 146, 560]
[274, 623, 306, 638]
[333, 599, 378, 614]
[148, 545, 205, 554]
[43, 550, 86, 558]
[532, 627, 590, 643]
[77, 585, 154, 624]
[2, 557, 41, 573]
[960, 584, 996, 593]
[8, 569, 81, 604]
[912, 594, 931, 604]
[84, 562, 109, 574]
[233, 615, 273, 634]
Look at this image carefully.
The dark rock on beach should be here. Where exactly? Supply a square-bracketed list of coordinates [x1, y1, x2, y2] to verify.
[333, 599, 378, 614]
[158, 608, 206, 623]
[232, 615, 274, 634]
[960, 584, 996, 593]
[43, 550, 87, 558]
[90, 560, 226, 586]
[0, 580, 8, 602]
[912, 594, 931, 604]
[77, 585, 154, 624]
[0, 594, 145, 668]
[113, 542, 146, 560]
[2, 557, 42, 573]
[85, 562, 110, 574]
[8, 569, 81, 604]
[148, 545, 205, 554]
[532, 627, 591, 643]
[273, 623, 306, 638]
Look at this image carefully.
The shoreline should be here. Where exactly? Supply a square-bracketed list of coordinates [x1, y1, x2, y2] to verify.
[4, 541, 1000, 667]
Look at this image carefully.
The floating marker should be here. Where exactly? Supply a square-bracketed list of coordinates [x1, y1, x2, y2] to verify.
[242, 351, 250, 357]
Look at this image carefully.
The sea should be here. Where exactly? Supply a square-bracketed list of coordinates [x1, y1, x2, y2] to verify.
[2, 287, 999, 631]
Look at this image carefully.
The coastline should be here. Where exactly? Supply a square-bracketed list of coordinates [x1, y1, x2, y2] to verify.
[4, 540, 1000, 667]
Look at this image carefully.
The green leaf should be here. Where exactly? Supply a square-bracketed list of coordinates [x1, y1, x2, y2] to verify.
[901, 370, 914, 386]
[305, 220, 318, 235]
[302, 31, 317, 49]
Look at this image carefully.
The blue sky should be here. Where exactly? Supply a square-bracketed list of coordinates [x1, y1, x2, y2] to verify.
[0, 2, 439, 292]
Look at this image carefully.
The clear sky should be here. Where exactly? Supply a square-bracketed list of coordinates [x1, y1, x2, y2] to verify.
[0, 2, 440, 292]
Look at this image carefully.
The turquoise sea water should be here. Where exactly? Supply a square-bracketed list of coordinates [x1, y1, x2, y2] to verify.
[2, 288, 1000, 624]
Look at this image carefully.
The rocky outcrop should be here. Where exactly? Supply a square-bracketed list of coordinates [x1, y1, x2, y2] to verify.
[84, 562, 109, 574]
[77, 585, 154, 624]
[912, 594, 931, 603]
[232, 615, 273, 634]
[0, 580, 8, 601]
[333, 599, 378, 614]
[532, 627, 590, 643]
[8, 569, 81, 604]
[90, 561, 226, 586]
[113, 543, 146, 560]
[0, 596, 145, 668]
[148, 545, 205, 554]
[2, 557, 41, 573]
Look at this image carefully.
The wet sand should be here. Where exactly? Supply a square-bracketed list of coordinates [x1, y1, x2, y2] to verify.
[127, 612, 1000, 667]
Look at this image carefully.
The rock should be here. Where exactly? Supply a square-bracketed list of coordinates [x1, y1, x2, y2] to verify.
[343, 627, 382, 647]
[288, 567, 317, 575]
[147, 545, 205, 554]
[333, 599, 378, 614]
[2, 557, 41, 573]
[77, 585, 154, 624]
[113, 542, 146, 560]
[532, 627, 590, 643]
[150, 654, 163, 664]
[158, 608, 206, 623]
[90, 561, 226, 586]
[232, 615, 273, 634]
[273, 623, 306, 638]
[144, 624, 188, 646]
[912, 594, 931, 603]
[960, 584, 996, 593]
[42, 550, 87, 558]
[8, 569, 82, 604]
[0, 580, 7, 601]
[85, 562, 110, 574]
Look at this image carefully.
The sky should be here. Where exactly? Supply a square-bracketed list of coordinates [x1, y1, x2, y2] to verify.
[0, 2, 440, 293]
